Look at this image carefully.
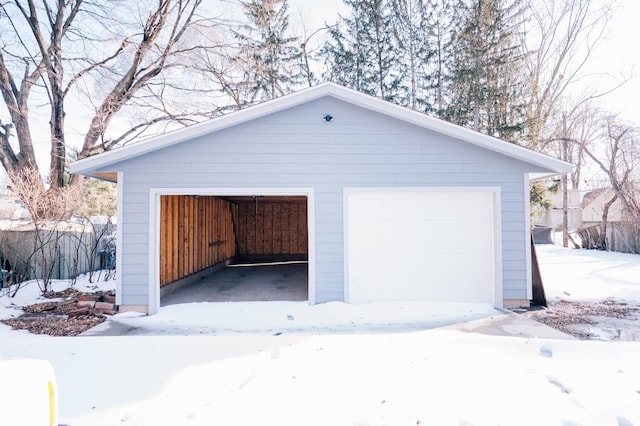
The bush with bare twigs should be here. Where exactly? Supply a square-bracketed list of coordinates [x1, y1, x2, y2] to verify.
[0, 168, 116, 297]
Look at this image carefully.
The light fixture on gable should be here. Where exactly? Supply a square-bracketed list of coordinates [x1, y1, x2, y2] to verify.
[323, 114, 333, 123]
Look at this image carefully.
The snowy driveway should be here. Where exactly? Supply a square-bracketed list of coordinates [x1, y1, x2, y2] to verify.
[82, 300, 506, 336]
[2, 244, 640, 424]
[3, 323, 640, 425]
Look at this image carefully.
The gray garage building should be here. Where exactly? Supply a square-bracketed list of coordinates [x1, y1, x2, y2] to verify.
[70, 83, 571, 314]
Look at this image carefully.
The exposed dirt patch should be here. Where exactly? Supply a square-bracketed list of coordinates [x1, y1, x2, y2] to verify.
[4, 289, 639, 339]
[0, 288, 107, 336]
[528, 298, 640, 340]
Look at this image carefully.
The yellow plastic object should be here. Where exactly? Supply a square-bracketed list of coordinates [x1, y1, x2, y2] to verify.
[0, 357, 58, 426]
[48, 381, 56, 426]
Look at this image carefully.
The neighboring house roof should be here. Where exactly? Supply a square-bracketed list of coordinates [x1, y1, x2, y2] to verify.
[70, 82, 572, 181]
[582, 188, 630, 223]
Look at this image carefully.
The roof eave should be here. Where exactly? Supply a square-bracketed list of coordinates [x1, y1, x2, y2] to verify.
[69, 83, 336, 176]
[529, 169, 573, 181]
[70, 82, 574, 177]
[323, 85, 574, 174]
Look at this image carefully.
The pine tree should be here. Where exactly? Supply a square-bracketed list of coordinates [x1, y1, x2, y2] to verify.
[233, 0, 302, 103]
[422, 0, 465, 115]
[322, 0, 403, 102]
[388, 0, 464, 114]
[321, 3, 369, 94]
[443, 0, 527, 142]
[390, 0, 430, 109]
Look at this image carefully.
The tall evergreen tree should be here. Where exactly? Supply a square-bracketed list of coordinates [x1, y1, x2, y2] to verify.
[321, 1, 369, 93]
[423, 0, 464, 115]
[322, 0, 403, 102]
[444, 0, 527, 142]
[233, 0, 302, 103]
[390, 0, 430, 109]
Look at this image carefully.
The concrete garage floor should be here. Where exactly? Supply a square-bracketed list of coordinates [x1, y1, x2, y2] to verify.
[161, 262, 308, 306]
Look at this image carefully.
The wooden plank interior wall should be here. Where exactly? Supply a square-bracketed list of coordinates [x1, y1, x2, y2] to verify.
[159, 195, 237, 287]
[235, 200, 307, 256]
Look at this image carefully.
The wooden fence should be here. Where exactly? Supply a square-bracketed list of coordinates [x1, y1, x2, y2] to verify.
[575, 223, 640, 254]
[0, 222, 111, 282]
[606, 223, 640, 254]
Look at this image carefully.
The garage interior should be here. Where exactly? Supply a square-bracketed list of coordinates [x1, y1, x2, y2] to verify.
[158, 194, 308, 305]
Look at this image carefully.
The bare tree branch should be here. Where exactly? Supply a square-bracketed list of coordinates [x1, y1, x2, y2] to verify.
[524, 0, 615, 148]
[581, 113, 640, 223]
[1, 0, 219, 196]
[76, 0, 205, 167]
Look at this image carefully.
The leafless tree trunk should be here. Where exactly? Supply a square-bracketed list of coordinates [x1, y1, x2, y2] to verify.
[582, 114, 640, 224]
[523, 0, 616, 149]
[300, 26, 326, 88]
[597, 193, 618, 249]
[0, 0, 212, 196]
[74, 0, 205, 165]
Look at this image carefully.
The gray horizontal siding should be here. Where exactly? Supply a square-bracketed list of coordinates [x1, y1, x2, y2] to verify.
[314, 248, 344, 263]
[110, 97, 539, 306]
[503, 231, 525, 241]
[120, 233, 149, 245]
[503, 289, 527, 300]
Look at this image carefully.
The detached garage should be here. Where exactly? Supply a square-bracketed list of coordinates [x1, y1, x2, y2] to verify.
[70, 83, 572, 315]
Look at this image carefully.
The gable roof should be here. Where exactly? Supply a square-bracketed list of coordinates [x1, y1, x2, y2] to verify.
[70, 82, 572, 181]
[582, 188, 630, 223]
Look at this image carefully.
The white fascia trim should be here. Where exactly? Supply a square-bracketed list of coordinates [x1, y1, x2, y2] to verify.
[343, 186, 503, 308]
[70, 82, 573, 176]
[115, 172, 124, 306]
[152, 187, 315, 197]
[147, 187, 316, 314]
[69, 84, 335, 175]
[323, 86, 573, 174]
[529, 171, 572, 181]
[491, 188, 504, 309]
[148, 189, 161, 315]
[524, 175, 533, 300]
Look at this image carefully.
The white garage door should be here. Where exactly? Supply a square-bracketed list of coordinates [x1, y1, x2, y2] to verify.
[346, 190, 497, 304]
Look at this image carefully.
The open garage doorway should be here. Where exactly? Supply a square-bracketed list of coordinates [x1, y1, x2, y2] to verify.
[154, 191, 313, 309]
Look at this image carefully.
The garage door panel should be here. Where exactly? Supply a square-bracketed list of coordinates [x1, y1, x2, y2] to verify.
[347, 190, 496, 304]
[353, 192, 492, 220]
[351, 221, 492, 254]
[350, 268, 491, 303]
[352, 249, 493, 282]
[353, 218, 491, 246]
[450, 220, 494, 247]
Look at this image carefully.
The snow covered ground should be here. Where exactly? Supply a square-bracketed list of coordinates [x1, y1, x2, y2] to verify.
[0, 244, 639, 425]
[535, 243, 640, 341]
[539, 244, 640, 301]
